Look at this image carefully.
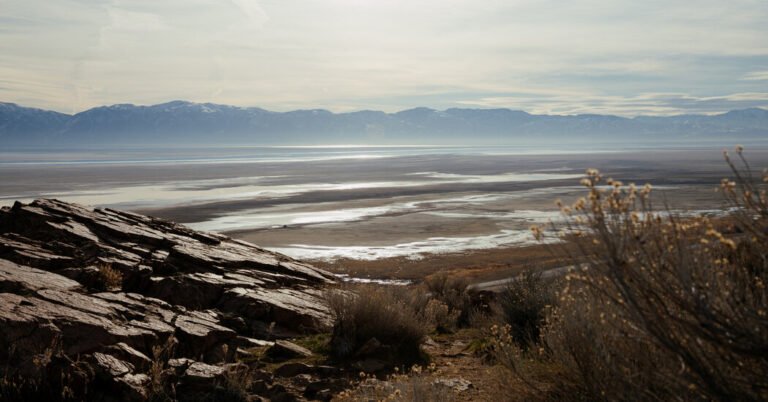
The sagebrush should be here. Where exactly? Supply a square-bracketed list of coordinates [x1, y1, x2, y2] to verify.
[497, 147, 768, 401]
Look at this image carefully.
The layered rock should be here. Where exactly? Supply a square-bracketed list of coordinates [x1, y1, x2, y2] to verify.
[0, 199, 336, 400]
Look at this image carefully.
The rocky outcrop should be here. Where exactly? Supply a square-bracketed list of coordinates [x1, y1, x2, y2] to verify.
[0, 199, 336, 400]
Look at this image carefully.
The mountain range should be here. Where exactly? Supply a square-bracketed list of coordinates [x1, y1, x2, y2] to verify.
[1, 100, 767, 147]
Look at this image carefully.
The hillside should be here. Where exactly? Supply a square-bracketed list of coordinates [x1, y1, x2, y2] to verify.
[0, 199, 336, 400]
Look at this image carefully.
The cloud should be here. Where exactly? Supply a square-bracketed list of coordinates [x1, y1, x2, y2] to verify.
[457, 92, 768, 116]
[229, 0, 268, 28]
[106, 8, 168, 32]
[0, 0, 766, 115]
[743, 71, 768, 81]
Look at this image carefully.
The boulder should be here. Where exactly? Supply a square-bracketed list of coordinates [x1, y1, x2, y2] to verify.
[115, 373, 151, 402]
[354, 337, 382, 357]
[0, 259, 80, 293]
[91, 352, 134, 377]
[184, 361, 226, 382]
[352, 358, 390, 373]
[104, 342, 152, 371]
[433, 377, 474, 392]
[175, 361, 227, 397]
[274, 362, 340, 378]
[274, 362, 314, 377]
[304, 378, 349, 401]
[265, 340, 314, 361]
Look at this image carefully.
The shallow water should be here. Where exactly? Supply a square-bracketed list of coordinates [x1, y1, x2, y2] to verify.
[0, 171, 579, 210]
[0, 145, 749, 261]
[268, 229, 561, 261]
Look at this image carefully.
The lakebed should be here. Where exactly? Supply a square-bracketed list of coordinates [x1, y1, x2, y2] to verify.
[2, 145, 762, 282]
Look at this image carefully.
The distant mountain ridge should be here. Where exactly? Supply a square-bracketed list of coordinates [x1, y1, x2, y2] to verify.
[1, 100, 767, 147]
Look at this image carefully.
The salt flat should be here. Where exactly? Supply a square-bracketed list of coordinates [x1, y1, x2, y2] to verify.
[2, 145, 763, 263]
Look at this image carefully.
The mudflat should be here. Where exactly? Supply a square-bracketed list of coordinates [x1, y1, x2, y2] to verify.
[2, 146, 765, 282]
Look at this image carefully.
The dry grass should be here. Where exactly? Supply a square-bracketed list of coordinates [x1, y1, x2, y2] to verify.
[147, 336, 177, 402]
[496, 270, 556, 348]
[0, 336, 88, 402]
[97, 262, 123, 291]
[423, 274, 473, 330]
[326, 285, 430, 366]
[333, 367, 458, 402]
[316, 242, 575, 283]
[212, 364, 252, 402]
[496, 147, 768, 401]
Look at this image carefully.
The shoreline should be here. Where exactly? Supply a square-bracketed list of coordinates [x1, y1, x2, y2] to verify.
[3, 147, 764, 285]
[308, 241, 571, 284]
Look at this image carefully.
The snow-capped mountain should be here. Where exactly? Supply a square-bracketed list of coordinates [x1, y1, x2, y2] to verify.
[1, 101, 766, 147]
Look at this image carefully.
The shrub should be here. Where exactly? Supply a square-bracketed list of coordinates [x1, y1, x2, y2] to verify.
[423, 299, 460, 334]
[97, 263, 123, 291]
[0, 336, 92, 402]
[212, 364, 252, 402]
[496, 270, 556, 348]
[423, 273, 473, 328]
[326, 285, 429, 366]
[147, 337, 177, 402]
[499, 147, 768, 401]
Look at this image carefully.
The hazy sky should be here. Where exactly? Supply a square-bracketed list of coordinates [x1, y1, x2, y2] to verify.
[1, 0, 767, 115]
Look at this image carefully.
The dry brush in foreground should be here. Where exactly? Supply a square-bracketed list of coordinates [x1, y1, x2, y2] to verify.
[497, 148, 768, 401]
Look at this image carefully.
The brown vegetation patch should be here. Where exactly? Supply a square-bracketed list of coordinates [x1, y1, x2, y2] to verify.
[495, 148, 768, 401]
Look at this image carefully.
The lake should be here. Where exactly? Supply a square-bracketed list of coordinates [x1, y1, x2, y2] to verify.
[1, 145, 760, 261]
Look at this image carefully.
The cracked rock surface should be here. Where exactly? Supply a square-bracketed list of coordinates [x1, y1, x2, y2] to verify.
[0, 199, 336, 400]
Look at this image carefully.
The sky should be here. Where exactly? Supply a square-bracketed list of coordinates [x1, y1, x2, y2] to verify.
[0, 0, 767, 116]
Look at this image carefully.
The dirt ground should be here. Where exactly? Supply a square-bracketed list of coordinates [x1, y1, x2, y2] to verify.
[312, 242, 576, 284]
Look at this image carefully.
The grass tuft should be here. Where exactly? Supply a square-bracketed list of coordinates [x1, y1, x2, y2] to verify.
[97, 263, 123, 291]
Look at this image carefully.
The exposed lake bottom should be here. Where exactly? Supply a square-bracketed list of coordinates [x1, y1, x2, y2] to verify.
[1, 146, 760, 262]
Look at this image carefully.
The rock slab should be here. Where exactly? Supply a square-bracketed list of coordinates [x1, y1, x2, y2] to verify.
[0, 199, 336, 400]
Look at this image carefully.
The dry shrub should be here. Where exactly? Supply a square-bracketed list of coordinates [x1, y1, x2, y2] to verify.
[499, 147, 768, 401]
[97, 263, 123, 291]
[424, 274, 473, 328]
[211, 364, 252, 402]
[496, 270, 556, 348]
[1, 336, 91, 401]
[326, 285, 429, 365]
[424, 299, 460, 334]
[148, 337, 177, 402]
